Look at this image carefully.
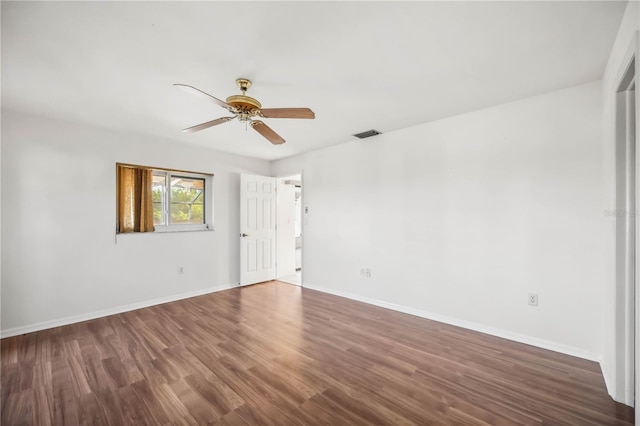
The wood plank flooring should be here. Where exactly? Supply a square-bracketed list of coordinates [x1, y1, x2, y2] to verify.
[1, 281, 634, 425]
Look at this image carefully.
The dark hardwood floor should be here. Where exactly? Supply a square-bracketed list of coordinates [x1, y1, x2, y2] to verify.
[1, 281, 634, 425]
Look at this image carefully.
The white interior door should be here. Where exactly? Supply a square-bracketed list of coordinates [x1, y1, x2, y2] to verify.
[240, 174, 277, 286]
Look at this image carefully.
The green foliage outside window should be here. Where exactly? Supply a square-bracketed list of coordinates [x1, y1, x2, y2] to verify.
[170, 187, 204, 224]
[152, 186, 204, 225]
[153, 188, 163, 223]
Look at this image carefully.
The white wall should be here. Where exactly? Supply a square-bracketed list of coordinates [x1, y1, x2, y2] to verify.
[1, 109, 270, 336]
[273, 81, 605, 360]
[600, 0, 640, 405]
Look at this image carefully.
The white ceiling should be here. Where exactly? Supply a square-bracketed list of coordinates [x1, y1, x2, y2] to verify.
[2, 1, 627, 161]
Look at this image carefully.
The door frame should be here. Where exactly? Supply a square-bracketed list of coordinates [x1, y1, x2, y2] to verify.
[613, 31, 639, 410]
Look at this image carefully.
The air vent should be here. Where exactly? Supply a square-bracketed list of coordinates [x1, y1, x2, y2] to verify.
[353, 129, 381, 139]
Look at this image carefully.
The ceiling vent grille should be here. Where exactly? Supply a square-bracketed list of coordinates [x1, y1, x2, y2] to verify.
[353, 129, 381, 139]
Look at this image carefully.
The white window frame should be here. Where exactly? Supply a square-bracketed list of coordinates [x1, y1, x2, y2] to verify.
[152, 169, 213, 233]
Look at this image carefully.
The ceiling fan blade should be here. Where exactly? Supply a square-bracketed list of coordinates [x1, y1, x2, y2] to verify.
[260, 108, 315, 119]
[174, 84, 232, 109]
[182, 116, 235, 133]
[251, 120, 285, 145]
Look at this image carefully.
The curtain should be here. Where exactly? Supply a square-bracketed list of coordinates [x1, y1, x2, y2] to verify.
[117, 165, 155, 233]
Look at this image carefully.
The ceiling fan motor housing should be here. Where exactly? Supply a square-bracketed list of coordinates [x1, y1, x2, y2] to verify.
[225, 95, 262, 110]
[225, 95, 261, 120]
[226, 78, 261, 119]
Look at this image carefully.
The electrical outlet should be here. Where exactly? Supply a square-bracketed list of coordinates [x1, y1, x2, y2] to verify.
[360, 268, 366, 276]
[366, 268, 371, 278]
[528, 293, 538, 306]
[178, 267, 184, 275]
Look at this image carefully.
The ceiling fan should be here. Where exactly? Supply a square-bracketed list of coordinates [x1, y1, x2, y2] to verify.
[174, 78, 315, 145]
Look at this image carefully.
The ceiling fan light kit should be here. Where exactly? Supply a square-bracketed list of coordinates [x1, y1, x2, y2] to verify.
[174, 78, 315, 145]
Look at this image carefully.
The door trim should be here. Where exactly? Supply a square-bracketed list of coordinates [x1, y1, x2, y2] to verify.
[612, 31, 638, 409]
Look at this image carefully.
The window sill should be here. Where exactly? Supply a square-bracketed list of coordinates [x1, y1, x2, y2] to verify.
[116, 226, 214, 235]
[154, 224, 213, 233]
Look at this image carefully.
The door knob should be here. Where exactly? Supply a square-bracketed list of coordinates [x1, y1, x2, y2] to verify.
[241, 233, 250, 237]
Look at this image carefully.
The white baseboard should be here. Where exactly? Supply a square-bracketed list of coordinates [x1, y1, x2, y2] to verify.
[600, 358, 634, 407]
[303, 283, 600, 362]
[600, 360, 619, 403]
[0, 283, 238, 339]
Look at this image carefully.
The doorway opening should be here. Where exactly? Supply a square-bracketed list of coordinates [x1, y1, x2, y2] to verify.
[277, 174, 302, 286]
[615, 55, 636, 408]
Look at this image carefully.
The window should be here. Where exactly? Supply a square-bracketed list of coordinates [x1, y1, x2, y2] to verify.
[117, 163, 213, 233]
[153, 171, 209, 230]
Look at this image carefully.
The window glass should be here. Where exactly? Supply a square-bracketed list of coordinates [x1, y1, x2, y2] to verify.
[170, 176, 205, 225]
[152, 174, 167, 226]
